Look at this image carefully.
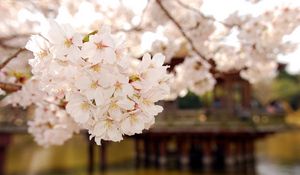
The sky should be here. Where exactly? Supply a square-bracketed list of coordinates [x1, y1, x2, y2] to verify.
[201, 0, 300, 74]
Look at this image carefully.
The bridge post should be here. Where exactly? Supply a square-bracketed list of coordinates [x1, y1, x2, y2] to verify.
[158, 137, 167, 168]
[178, 136, 190, 170]
[202, 140, 213, 170]
[0, 134, 10, 175]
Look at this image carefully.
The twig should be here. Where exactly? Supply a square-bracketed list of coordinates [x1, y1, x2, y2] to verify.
[175, 0, 214, 21]
[129, 0, 150, 31]
[156, 0, 208, 59]
[113, 0, 151, 33]
[0, 48, 26, 70]
[0, 82, 21, 92]
[0, 42, 20, 49]
[175, 0, 239, 28]
[0, 33, 31, 41]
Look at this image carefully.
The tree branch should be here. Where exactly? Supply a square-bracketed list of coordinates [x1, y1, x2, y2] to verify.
[0, 33, 31, 41]
[175, 0, 239, 28]
[155, 0, 208, 59]
[0, 48, 26, 70]
[0, 82, 21, 92]
[112, 0, 150, 33]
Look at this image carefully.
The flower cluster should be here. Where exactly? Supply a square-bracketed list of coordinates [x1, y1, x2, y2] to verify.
[2, 79, 80, 147]
[169, 56, 215, 100]
[25, 20, 170, 145]
[208, 6, 300, 84]
[28, 104, 80, 147]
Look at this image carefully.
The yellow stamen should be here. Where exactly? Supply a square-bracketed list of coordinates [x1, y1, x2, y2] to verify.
[114, 81, 122, 90]
[64, 38, 73, 48]
[110, 102, 118, 109]
[105, 119, 113, 128]
[80, 102, 90, 111]
[129, 74, 140, 82]
[46, 122, 53, 129]
[38, 50, 48, 58]
[130, 115, 138, 124]
[91, 64, 101, 72]
[90, 80, 98, 89]
[95, 41, 109, 50]
[143, 99, 152, 105]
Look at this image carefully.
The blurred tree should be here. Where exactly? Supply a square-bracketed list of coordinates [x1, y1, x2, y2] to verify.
[178, 91, 202, 109]
[254, 69, 300, 109]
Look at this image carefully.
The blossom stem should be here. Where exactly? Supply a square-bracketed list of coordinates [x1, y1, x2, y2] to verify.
[0, 48, 26, 70]
[155, 0, 208, 60]
[0, 82, 21, 92]
[175, 0, 238, 28]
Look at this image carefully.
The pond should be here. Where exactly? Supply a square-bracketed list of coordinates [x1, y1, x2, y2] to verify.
[3, 127, 300, 175]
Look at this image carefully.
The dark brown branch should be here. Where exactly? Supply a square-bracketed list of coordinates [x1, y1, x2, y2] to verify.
[0, 82, 21, 92]
[156, 0, 208, 59]
[0, 48, 26, 70]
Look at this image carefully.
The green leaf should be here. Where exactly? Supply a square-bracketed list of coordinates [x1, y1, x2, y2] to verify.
[82, 30, 98, 43]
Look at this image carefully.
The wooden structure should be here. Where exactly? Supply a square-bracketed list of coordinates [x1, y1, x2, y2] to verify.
[0, 133, 10, 175]
[126, 60, 288, 170]
[0, 59, 288, 173]
[132, 122, 288, 170]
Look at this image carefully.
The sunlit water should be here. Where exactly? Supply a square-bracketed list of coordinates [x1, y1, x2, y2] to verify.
[5, 118, 300, 175]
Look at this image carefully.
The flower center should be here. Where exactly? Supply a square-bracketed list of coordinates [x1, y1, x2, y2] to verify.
[64, 38, 73, 48]
[129, 74, 140, 83]
[90, 80, 99, 89]
[38, 50, 48, 58]
[114, 81, 122, 90]
[110, 102, 118, 109]
[95, 41, 109, 50]
[130, 114, 138, 124]
[143, 99, 152, 105]
[91, 64, 101, 72]
[80, 102, 90, 111]
[105, 119, 113, 128]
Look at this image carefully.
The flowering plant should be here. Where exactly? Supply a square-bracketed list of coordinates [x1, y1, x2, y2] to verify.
[0, 0, 299, 146]
[3, 20, 171, 146]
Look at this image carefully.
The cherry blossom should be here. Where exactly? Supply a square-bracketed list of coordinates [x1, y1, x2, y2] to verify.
[28, 104, 80, 147]
[0, 0, 299, 147]
[169, 56, 216, 99]
[23, 20, 171, 145]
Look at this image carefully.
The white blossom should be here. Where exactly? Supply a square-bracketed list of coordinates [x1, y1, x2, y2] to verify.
[24, 20, 171, 145]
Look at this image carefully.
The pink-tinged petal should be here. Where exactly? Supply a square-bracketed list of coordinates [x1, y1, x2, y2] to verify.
[101, 33, 115, 48]
[152, 53, 165, 66]
[74, 112, 90, 124]
[103, 48, 116, 64]
[98, 71, 116, 88]
[45, 19, 64, 44]
[107, 126, 122, 142]
[93, 90, 105, 106]
[75, 76, 91, 90]
[117, 98, 134, 110]
[93, 121, 106, 136]
[139, 53, 151, 70]
[109, 107, 122, 121]
[120, 118, 131, 135]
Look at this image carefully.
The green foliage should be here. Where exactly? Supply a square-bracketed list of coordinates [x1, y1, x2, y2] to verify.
[272, 78, 300, 100]
[178, 91, 202, 109]
[82, 30, 98, 43]
[277, 69, 300, 82]
[254, 69, 300, 109]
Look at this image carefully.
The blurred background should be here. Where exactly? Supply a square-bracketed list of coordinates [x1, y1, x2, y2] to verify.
[1, 0, 300, 175]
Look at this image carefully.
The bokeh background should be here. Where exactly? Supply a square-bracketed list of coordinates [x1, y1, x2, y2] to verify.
[1, 0, 300, 175]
